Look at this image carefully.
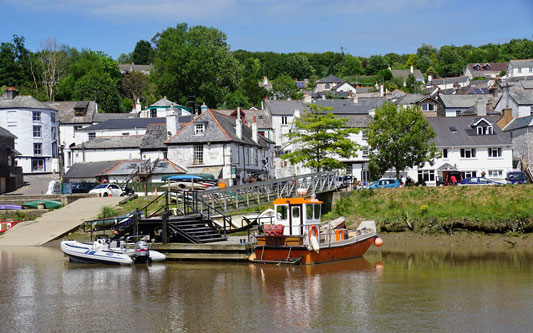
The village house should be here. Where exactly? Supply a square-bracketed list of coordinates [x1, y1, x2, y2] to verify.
[136, 97, 192, 118]
[215, 108, 274, 142]
[463, 62, 507, 79]
[0, 87, 59, 174]
[494, 88, 533, 118]
[391, 66, 425, 85]
[404, 116, 513, 185]
[506, 59, 533, 79]
[396, 94, 439, 117]
[426, 76, 470, 91]
[165, 109, 274, 185]
[312, 74, 356, 98]
[0, 126, 23, 193]
[500, 111, 533, 169]
[437, 94, 499, 118]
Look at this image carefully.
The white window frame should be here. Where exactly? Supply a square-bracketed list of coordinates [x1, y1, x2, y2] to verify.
[488, 147, 502, 158]
[281, 116, 288, 125]
[194, 123, 205, 136]
[488, 170, 503, 177]
[33, 143, 42, 155]
[460, 148, 476, 159]
[442, 148, 448, 158]
[88, 132, 96, 140]
[193, 145, 204, 164]
[362, 146, 369, 158]
[51, 112, 56, 123]
[361, 130, 367, 140]
[417, 170, 435, 182]
[33, 125, 42, 138]
[464, 171, 476, 178]
[33, 111, 41, 122]
[32, 159, 45, 172]
[421, 102, 435, 112]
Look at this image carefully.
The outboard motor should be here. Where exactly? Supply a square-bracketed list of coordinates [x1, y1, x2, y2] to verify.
[133, 240, 150, 263]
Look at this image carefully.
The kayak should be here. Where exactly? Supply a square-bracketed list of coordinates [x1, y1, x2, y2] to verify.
[0, 220, 22, 233]
[22, 200, 62, 209]
[0, 204, 22, 210]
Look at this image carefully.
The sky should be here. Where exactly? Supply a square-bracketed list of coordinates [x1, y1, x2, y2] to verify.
[0, 0, 532, 59]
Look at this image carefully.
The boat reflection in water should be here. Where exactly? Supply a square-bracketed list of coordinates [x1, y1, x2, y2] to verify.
[249, 257, 382, 330]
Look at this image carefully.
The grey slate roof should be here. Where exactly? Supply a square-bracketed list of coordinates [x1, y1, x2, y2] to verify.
[0, 126, 16, 138]
[166, 110, 273, 147]
[81, 117, 166, 131]
[503, 115, 533, 131]
[64, 159, 184, 179]
[520, 81, 533, 89]
[0, 95, 55, 110]
[439, 94, 496, 108]
[118, 63, 153, 74]
[397, 94, 425, 105]
[140, 124, 167, 150]
[510, 90, 533, 105]
[214, 109, 272, 129]
[430, 76, 468, 85]
[509, 59, 533, 68]
[71, 136, 144, 150]
[337, 114, 372, 128]
[391, 69, 424, 81]
[92, 112, 139, 123]
[316, 74, 345, 84]
[428, 117, 511, 147]
[150, 98, 176, 107]
[48, 100, 97, 124]
[264, 98, 384, 116]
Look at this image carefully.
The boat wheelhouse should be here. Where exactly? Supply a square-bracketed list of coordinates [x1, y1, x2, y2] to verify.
[252, 196, 381, 265]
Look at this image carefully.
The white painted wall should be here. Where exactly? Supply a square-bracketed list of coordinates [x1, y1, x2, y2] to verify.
[72, 148, 141, 164]
[508, 66, 533, 78]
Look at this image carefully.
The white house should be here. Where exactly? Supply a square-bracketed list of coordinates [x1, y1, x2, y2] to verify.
[506, 59, 533, 79]
[138, 97, 192, 118]
[165, 109, 275, 185]
[405, 117, 513, 185]
[494, 89, 533, 118]
[438, 94, 499, 118]
[464, 63, 507, 79]
[426, 76, 470, 90]
[0, 88, 59, 174]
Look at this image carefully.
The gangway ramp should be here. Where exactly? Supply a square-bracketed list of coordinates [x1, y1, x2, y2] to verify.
[0, 197, 122, 246]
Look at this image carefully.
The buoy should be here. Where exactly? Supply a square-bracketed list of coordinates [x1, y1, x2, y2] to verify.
[310, 235, 320, 253]
[374, 237, 383, 247]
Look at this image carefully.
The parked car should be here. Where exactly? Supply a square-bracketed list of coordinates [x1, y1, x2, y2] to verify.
[436, 176, 445, 186]
[88, 184, 123, 197]
[445, 171, 464, 185]
[505, 171, 527, 184]
[71, 182, 99, 193]
[459, 177, 502, 186]
[336, 176, 353, 189]
[369, 178, 402, 189]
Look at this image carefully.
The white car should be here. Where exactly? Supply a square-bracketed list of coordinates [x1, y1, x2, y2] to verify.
[89, 184, 123, 197]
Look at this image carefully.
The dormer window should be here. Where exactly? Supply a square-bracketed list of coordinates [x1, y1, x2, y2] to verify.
[194, 123, 205, 135]
[473, 64, 481, 71]
[483, 64, 490, 70]
[74, 108, 85, 116]
[477, 124, 493, 135]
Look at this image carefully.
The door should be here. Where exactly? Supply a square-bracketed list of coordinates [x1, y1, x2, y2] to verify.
[289, 205, 303, 236]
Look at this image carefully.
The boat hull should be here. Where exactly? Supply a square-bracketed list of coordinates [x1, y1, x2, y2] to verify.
[61, 241, 133, 265]
[253, 235, 376, 265]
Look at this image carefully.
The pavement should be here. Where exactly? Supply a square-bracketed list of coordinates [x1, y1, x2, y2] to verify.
[0, 196, 122, 246]
[9, 174, 58, 195]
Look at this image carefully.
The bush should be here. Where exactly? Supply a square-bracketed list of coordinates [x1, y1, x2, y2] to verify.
[98, 206, 118, 219]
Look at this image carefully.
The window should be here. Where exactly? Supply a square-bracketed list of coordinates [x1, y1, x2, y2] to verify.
[193, 145, 203, 164]
[518, 68, 522, 73]
[417, 170, 435, 182]
[460, 148, 476, 158]
[477, 125, 493, 135]
[442, 149, 448, 158]
[362, 146, 369, 157]
[234, 146, 240, 163]
[52, 142, 57, 158]
[362, 130, 367, 140]
[32, 159, 44, 172]
[464, 171, 476, 178]
[51, 112, 56, 123]
[530, 67, 533, 73]
[34, 143, 42, 155]
[488, 170, 503, 177]
[33, 111, 41, 122]
[74, 107, 85, 116]
[122, 133, 130, 136]
[74, 125, 83, 131]
[51, 127, 56, 140]
[421, 103, 435, 112]
[247, 147, 251, 165]
[194, 123, 205, 135]
[33, 125, 41, 138]
[276, 205, 288, 221]
[281, 116, 288, 125]
[292, 206, 300, 219]
[488, 147, 502, 158]
[88, 132, 96, 140]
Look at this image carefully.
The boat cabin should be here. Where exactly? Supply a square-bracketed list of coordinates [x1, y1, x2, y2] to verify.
[272, 197, 322, 236]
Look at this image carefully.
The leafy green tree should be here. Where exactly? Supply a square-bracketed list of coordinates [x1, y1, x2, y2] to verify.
[271, 74, 298, 99]
[365, 55, 388, 75]
[339, 55, 364, 77]
[0, 35, 35, 88]
[282, 104, 360, 172]
[241, 77, 268, 107]
[120, 71, 152, 104]
[416, 44, 437, 59]
[376, 69, 393, 82]
[152, 23, 242, 107]
[437, 46, 464, 76]
[72, 72, 122, 112]
[132, 40, 154, 65]
[117, 53, 132, 63]
[271, 53, 312, 79]
[425, 66, 438, 78]
[414, 55, 432, 73]
[366, 103, 438, 180]
[222, 91, 251, 109]
[405, 73, 418, 93]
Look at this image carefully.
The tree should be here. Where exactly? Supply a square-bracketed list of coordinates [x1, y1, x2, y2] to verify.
[414, 55, 432, 73]
[271, 74, 299, 100]
[0, 35, 35, 88]
[270, 53, 312, 79]
[339, 55, 364, 77]
[72, 72, 122, 112]
[117, 53, 132, 63]
[152, 23, 242, 107]
[365, 55, 388, 75]
[366, 103, 438, 180]
[222, 91, 251, 109]
[405, 73, 418, 93]
[282, 104, 360, 172]
[241, 77, 268, 106]
[38, 38, 69, 101]
[120, 71, 151, 103]
[437, 45, 464, 77]
[131, 40, 154, 65]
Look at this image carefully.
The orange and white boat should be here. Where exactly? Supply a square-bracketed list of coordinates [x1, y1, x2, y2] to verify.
[0, 220, 22, 233]
[251, 196, 382, 265]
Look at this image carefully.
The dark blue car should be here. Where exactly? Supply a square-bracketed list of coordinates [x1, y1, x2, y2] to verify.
[505, 171, 527, 184]
[460, 177, 502, 186]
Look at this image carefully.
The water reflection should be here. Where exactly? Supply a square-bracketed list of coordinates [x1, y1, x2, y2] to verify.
[0, 247, 532, 332]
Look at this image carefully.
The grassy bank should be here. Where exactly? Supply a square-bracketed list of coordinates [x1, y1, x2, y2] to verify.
[329, 185, 533, 234]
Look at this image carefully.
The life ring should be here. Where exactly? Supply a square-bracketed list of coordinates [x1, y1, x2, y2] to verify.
[308, 225, 319, 240]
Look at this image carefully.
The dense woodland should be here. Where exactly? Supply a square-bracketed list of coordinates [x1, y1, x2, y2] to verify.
[1, 23, 532, 112]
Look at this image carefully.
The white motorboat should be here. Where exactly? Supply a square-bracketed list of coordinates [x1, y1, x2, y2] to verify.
[61, 239, 133, 265]
[61, 237, 166, 265]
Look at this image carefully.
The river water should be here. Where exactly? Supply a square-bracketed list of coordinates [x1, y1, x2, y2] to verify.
[1, 246, 532, 332]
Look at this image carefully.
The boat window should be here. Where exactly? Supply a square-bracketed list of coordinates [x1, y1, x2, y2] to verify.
[306, 204, 313, 220]
[276, 205, 288, 221]
[314, 204, 321, 220]
[292, 206, 300, 219]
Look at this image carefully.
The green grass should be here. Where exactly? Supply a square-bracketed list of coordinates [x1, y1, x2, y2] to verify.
[329, 185, 533, 234]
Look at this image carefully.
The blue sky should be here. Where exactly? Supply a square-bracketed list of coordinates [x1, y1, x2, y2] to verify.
[1, 0, 532, 59]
